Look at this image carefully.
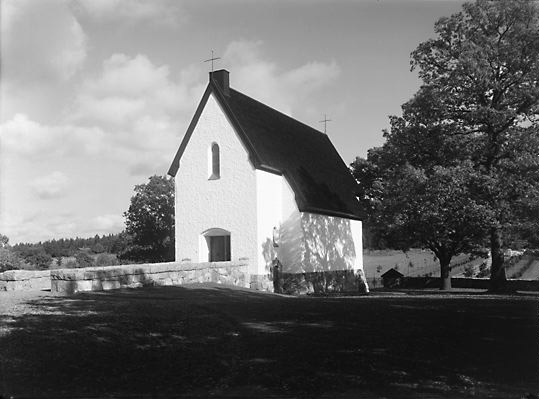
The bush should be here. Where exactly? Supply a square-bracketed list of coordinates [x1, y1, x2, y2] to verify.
[64, 260, 78, 268]
[15, 247, 52, 270]
[524, 249, 539, 258]
[476, 262, 490, 278]
[75, 251, 94, 268]
[92, 243, 106, 254]
[463, 264, 475, 278]
[0, 248, 24, 272]
[95, 253, 119, 267]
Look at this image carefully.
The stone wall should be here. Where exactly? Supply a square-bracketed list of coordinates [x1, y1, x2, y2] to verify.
[50, 261, 249, 295]
[0, 270, 51, 291]
[249, 274, 273, 292]
[280, 269, 369, 295]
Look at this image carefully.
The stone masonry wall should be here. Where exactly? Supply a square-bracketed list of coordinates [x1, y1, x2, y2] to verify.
[50, 261, 249, 295]
[280, 269, 369, 295]
[0, 270, 51, 291]
[249, 274, 273, 292]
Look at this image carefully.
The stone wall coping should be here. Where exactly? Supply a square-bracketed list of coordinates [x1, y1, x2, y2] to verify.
[50, 261, 248, 281]
[0, 269, 51, 281]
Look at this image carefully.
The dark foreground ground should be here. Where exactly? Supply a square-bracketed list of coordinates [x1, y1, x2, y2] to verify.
[0, 285, 537, 399]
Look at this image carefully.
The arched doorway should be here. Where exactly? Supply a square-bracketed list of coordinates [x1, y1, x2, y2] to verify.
[201, 228, 231, 262]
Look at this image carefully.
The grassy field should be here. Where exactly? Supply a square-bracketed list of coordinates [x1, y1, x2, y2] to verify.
[506, 256, 539, 279]
[364, 249, 539, 281]
[0, 284, 537, 398]
[363, 249, 471, 279]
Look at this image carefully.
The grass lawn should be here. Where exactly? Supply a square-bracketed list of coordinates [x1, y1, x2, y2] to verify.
[363, 249, 473, 279]
[0, 284, 537, 398]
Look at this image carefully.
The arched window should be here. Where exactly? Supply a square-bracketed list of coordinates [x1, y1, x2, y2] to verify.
[209, 142, 220, 180]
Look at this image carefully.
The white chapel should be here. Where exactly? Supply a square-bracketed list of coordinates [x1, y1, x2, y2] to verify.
[168, 70, 368, 293]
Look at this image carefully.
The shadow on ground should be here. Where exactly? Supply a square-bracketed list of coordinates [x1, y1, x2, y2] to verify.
[0, 284, 537, 398]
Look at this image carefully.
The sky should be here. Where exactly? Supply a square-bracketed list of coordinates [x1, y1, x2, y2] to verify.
[0, 0, 465, 244]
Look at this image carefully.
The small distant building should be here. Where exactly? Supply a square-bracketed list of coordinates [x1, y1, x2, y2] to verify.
[381, 268, 404, 288]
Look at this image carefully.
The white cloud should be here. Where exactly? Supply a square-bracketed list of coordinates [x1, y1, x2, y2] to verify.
[91, 214, 125, 232]
[72, 95, 147, 126]
[31, 171, 70, 199]
[0, 114, 105, 157]
[77, 54, 198, 113]
[2, 0, 87, 83]
[73, 0, 184, 26]
[0, 52, 189, 177]
[223, 40, 341, 116]
[283, 61, 341, 92]
[68, 53, 195, 167]
[128, 156, 173, 177]
[1, 215, 76, 244]
[0, 0, 18, 35]
[85, 54, 171, 97]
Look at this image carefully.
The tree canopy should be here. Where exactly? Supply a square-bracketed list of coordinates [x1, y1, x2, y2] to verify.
[409, 0, 539, 291]
[120, 175, 175, 263]
[354, 0, 539, 290]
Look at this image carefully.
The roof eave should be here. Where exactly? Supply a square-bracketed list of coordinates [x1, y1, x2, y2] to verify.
[299, 206, 363, 221]
[168, 84, 213, 177]
[256, 164, 283, 175]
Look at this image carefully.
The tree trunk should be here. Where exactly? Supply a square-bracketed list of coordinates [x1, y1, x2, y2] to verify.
[439, 256, 452, 291]
[489, 226, 508, 292]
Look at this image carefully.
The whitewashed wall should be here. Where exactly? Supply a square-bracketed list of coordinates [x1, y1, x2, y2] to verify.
[254, 170, 364, 276]
[298, 213, 363, 273]
[174, 94, 258, 273]
[255, 170, 281, 275]
[255, 170, 305, 275]
[350, 219, 364, 271]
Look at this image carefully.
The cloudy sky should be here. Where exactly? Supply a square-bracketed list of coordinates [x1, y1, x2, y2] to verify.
[0, 0, 464, 244]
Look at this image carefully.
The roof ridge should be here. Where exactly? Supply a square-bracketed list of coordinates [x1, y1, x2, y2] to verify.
[228, 88, 330, 139]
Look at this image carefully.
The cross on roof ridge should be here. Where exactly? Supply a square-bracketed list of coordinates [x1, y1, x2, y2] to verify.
[204, 50, 221, 72]
[319, 114, 332, 134]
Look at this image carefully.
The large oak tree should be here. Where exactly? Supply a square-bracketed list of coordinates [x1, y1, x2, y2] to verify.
[358, 0, 539, 291]
[410, 0, 539, 291]
[353, 128, 492, 290]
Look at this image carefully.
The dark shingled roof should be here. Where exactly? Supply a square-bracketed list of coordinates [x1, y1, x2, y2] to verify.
[168, 70, 362, 220]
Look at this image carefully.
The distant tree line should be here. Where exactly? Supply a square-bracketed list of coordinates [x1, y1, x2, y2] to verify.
[13, 233, 129, 258]
[0, 233, 130, 272]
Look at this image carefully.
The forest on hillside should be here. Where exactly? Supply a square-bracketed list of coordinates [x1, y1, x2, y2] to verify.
[14, 234, 128, 258]
[0, 233, 129, 271]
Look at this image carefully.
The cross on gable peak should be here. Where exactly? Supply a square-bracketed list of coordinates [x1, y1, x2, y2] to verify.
[204, 50, 221, 72]
[319, 114, 332, 134]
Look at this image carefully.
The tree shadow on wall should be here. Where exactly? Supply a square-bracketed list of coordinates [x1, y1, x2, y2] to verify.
[261, 212, 360, 293]
[261, 213, 357, 275]
[261, 238, 276, 275]
[301, 213, 356, 273]
[301, 214, 358, 293]
[277, 210, 305, 273]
